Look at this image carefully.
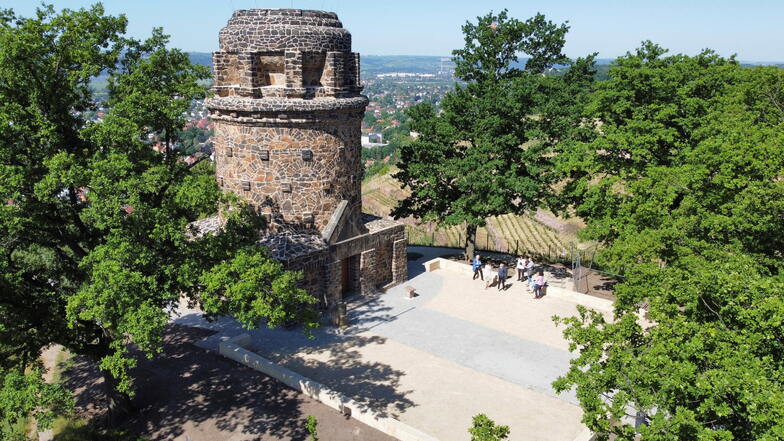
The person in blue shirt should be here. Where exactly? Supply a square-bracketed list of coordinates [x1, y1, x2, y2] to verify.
[472, 254, 483, 280]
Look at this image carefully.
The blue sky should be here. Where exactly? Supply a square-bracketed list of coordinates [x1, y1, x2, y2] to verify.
[4, 1, 783, 61]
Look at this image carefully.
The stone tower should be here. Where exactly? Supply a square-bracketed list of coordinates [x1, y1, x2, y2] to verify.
[203, 9, 407, 324]
[207, 9, 366, 236]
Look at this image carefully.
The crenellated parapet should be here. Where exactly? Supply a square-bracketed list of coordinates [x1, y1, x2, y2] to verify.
[209, 9, 362, 100]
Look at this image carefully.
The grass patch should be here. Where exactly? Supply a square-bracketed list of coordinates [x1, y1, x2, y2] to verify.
[50, 349, 72, 385]
[48, 350, 146, 441]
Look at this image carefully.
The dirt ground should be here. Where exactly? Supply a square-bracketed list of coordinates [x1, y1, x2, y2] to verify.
[59, 324, 396, 441]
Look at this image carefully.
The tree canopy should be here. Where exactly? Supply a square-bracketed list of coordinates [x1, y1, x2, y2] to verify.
[392, 10, 590, 258]
[0, 3, 317, 432]
[553, 43, 784, 440]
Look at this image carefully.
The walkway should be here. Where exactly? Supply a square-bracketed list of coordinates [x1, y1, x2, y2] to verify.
[174, 247, 612, 440]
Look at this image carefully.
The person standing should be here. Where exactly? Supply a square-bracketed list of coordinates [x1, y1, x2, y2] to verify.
[534, 269, 546, 298]
[525, 257, 536, 290]
[484, 262, 495, 289]
[516, 256, 526, 281]
[472, 254, 483, 281]
[498, 263, 508, 291]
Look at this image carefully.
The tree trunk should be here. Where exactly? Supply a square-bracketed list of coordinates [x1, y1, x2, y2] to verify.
[102, 369, 134, 427]
[465, 223, 477, 261]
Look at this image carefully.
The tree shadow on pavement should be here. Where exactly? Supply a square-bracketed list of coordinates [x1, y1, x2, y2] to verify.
[60, 325, 313, 440]
[257, 333, 416, 420]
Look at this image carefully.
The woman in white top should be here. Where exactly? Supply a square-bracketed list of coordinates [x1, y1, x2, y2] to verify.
[516, 256, 526, 281]
[484, 263, 496, 289]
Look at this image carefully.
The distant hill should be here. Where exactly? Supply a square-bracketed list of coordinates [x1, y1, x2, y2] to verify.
[179, 53, 784, 73]
[361, 166, 584, 256]
[89, 54, 780, 99]
[188, 52, 213, 67]
[362, 55, 449, 75]
[187, 53, 451, 76]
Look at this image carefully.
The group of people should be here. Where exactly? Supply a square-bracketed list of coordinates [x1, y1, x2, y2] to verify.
[471, 254, 547, 298]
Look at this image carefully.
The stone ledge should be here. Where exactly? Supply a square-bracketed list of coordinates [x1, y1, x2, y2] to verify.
[423, 257, 474, 276]
[219, 334, 440, 441]
[206, 95, 368, 113]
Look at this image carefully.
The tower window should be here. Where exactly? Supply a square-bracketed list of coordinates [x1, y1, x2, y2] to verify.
[302, 53, 326, 87]
[254, 53, 285, 87]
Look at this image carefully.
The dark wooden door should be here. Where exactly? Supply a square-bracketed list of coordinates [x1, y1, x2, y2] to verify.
[341, 258, 350, 294]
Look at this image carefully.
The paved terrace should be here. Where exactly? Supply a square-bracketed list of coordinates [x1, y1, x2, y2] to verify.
[175, 247, 613, 441]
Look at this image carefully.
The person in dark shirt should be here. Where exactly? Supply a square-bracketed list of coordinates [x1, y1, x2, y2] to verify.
[497, 263, 508, 291]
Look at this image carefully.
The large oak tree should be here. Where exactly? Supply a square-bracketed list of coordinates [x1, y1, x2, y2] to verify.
[554, 44, 784, 440]
[392, 10, 592, 259]
[0, 4, 317, 433]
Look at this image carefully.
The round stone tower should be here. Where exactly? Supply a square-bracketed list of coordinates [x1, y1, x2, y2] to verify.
[206, 9, 367, 234]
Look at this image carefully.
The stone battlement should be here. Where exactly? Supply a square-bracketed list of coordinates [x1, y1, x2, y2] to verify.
[210, 9, 361, 100]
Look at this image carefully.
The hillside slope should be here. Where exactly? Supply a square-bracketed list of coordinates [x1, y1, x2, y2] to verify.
[361, 167, 587, 259]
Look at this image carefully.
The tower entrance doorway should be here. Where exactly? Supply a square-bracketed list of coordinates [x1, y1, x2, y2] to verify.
[341, 258, 350, 295]
[340, 255, 360, 296]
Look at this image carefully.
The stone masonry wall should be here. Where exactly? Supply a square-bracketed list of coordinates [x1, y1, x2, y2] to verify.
[392, 238, 408, 285]
[219, 9, 351, 53]
[212, 118, 362, 233]
[375, 239, 394, 287]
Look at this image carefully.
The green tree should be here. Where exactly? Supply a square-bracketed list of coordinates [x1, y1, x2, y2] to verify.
[553, 45, 784, 440]
[0, 3, 317, 427]
[468, 414, 510, 441]
[0, 368, 73, 441]
[393, 10, 572, 258]
[304, 415, 319, 441]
